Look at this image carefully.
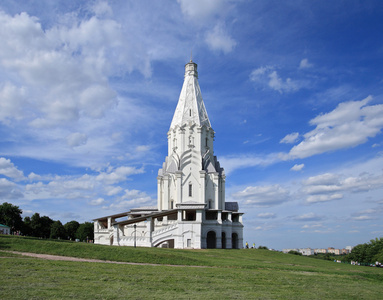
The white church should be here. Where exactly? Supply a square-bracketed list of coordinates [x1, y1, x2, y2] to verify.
[93, 60, 244, 249]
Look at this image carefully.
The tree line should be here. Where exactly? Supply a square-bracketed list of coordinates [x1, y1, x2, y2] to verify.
[0, 202, 93, 241]
[343, 237, 383, 264]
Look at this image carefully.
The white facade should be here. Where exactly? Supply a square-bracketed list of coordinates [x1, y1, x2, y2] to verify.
[94, 60, 244, 249]
[0, 224, 10, 235]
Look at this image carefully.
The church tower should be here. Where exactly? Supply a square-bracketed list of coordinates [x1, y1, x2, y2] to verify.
[94, 60, 243, 249]
[157, 60, 225, 213]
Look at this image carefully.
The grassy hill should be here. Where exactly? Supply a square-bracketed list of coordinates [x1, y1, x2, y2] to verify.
[1, 235, 382, 299]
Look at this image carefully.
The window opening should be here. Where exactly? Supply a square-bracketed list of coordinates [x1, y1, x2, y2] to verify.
[189, 183, 192, 197]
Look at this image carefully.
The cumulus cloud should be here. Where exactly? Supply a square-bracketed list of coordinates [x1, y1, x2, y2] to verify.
[220, 153, 283, 175]
[28, 172, 41, 181]
[177, 0, 224, 20]
[96, 166, 145, 184]
[0, 157, 25, 180]
[205, 23, 236, 54]
[350, 208, 382, 222]
[66, 132, 88, 148]
[108, 189, 153, 210]
[290, 164, 304, 171]
[105, 186, 123, 196]
[0, 178, 23, 199]
[293, 212, 323, 222]
[257, 212, 276, 219]
[250, 66, 302, 93]
[0, 10, 121, 127]
[301, 171, 383, 204]
[0, 82, 27, 124]
[299, 58, 313, 69]
[232, 184, 289, 206]
[280, 132, 300, 144]
[289, 96, 383, 159]
[89, 198, 106, 206]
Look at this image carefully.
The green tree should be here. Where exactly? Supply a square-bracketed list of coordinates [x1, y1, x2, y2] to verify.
[373, 249, 383, 263]
[50, 220, 66, 239]
[288, 250, 302, 256]
[0, 202, 23, 233]
[22, 216, 33, 236]
[64, 220, 80, 240]
[345, 237, 383, 264]
[76, 222, 94, 241]
[31, 213, 53, 238]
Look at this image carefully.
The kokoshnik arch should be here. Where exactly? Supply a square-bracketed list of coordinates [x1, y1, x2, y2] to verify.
[93, 60, 244, 249]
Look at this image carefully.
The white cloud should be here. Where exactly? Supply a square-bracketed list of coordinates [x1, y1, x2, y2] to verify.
[220, 153, 283, 175]
[289, 96, 383, 159]
[290, 164, 304, 171]
[28, 172, 41, 181]
[306, 193, 343, 203]
[352, 215, 375, 221]
[108, 189, 153, 210]
[302, 223, 324, 229]
[268, 71, 300, 93]
[135, 145, 150, 153]
[0, 10, 120, 127]
[96, 166, 145, 184]
[89, 198, 105, 206]
[66, 132, 88, 148]
[232, 184, 289, 206]
[280, 132, 300, 144]
[0, 82, 27, 124]
[91, 0, 114, 17]
[301, 171, 383, 204]
[205, 23, 236, 54]
[0, 178, 23, 199]
[177, 0, 225, 20]
[250, 66, 302, 93]
[257, 212, 276, 219]
[299, 58, 313, 69]
[0, 157, 25, 180]
[105, 186, 123, 196]
[293, 212, 323, 222]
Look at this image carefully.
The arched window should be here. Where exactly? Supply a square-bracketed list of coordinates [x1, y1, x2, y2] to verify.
[208, 199, 212, 209]
[207, 231, 216, 249]
[222, 232, 226, 249]
[232, 233, 238, 249]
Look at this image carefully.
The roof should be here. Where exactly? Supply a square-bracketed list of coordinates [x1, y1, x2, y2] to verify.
[0, 224, 10, 228]
[169, 61, 211, 130]
[225, 202, 239, 212]
[114, 209, 178, 226]
[92, 211, 130, 221]
[93, 206, 158, 221]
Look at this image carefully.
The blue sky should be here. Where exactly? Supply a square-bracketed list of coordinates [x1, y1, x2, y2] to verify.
[1, 0, 383, 250]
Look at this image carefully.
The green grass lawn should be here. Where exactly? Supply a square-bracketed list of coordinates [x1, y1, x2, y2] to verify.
[1, 235, 382, 299]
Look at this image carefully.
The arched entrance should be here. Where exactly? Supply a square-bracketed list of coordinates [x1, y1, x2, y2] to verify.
[207, 231, 216, 249]
[232, 233, 238, 249]
[221, 232, 226, 249]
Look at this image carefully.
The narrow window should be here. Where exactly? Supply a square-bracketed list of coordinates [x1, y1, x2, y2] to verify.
[189, 183, 192, 197]
[170, 200, 174, 209]
[205, 137, 208, 147]
[189, 109, 192, 117]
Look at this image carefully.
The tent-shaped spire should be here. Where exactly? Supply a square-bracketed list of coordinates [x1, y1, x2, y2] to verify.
[170, 60, 211, 130]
